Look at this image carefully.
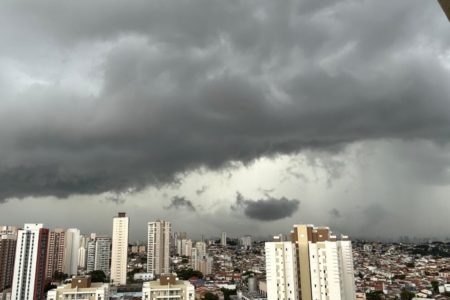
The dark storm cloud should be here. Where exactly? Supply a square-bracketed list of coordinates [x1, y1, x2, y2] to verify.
[0, 0, 449, 201]
[164, 196, 196, 212]
[232, 192, 300, 221]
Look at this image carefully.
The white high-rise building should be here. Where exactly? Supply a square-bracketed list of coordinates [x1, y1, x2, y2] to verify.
[86, 236, 111, 276]
[11, 224, 49, 300]
[181, 239, 192, 257]
[221, 232, 227, 246]
[191, 248, 198, 270]
[265, 225, 356, 300]
[86, 239, 96, 273]
[195, 241, 207, 259]
[78, 235, 88, 269]
[63, 228, 80, 276]
[110, 212, 129, 285]
[147, 220, 171, 275]
[239, 235, 252, 250]
[95, 236, 111, 276]
[265, 238, 299, 300]
[309, 239, 356, 300]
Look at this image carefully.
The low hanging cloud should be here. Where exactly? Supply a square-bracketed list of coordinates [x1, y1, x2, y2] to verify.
[329, 208, 342, 219]
[196, 186, 208, 196]
[164, 196, 196, 212]
[232, 192, 300, 221]
[0, 0, 449, 201]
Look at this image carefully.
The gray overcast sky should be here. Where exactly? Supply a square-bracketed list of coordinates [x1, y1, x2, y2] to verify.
[0, 0, 449, 241]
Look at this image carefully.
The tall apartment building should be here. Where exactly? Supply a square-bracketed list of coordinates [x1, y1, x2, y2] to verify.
[181, 239, 192, 257]
[63, 228, 80, 276]
[11, 224, 49, 300]
[197, 256, 213, 276]
[45, 228, 65, 279]
[86, 236, 111, 277]
[78, 235, 88, 269]
[86, 239, 96, 273]
[291, 224, 355, 300]
[147, 220, 171, 275]
[265, 238, 299, 300]
[265, 224, 356, 300]
[239, 235, 252, 250]
[0, 226, 17, 292]
[221, 232, 227, 246]
[195, 241, 207, 259]
[110, 212, 129, 285]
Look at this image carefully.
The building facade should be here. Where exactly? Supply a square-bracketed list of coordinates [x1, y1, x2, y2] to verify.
[86, 236, 111, 277]
[265, 225, 356, 300]
[110, 212, 129, 285]
[0, 226, 17, 292]
[11, 224, 49, 300]
[63, 228, 80, 276]
[45, 229, 65, 279]
[47, 276, 110, 300]
[147, 220, 171, 275]
[142, 274, 194, 300]
[221, 232, 227, 246]
[265, 239, 299, 300]
[291, 225, 356, 300]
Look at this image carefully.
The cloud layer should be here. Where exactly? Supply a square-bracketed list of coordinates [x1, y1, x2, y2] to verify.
[0, 0, 449, 204]
[232, 192, 300, 221]
[164, 196, 196, 212]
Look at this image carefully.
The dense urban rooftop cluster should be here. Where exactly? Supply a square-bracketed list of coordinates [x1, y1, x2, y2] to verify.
[1, 219, 449, 300]
[353, 240, 450, 299]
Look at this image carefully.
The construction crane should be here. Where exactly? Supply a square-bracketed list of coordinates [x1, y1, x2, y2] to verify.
[438, 0, 450, 21]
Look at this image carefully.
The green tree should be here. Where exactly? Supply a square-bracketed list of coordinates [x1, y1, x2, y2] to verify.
[53, 271, 68, 281]
[366, 291, 384, 300]
[44, 282, 57, 293]
[400, 289, 414, 300]
[203, 292, 219, 300]
[431, 280, 439, 293]
[176, 268, 203, 280]
[221, 288, 237, 300]
[88, 270, 107, 282]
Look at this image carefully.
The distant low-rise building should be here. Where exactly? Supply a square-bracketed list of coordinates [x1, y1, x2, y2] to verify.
[133, 273, 154, 281]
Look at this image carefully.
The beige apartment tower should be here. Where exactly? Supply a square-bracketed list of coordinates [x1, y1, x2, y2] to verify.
[111, 212, 129, 285]
[147, 220, 171, 275]
[290, 224, 356, 300]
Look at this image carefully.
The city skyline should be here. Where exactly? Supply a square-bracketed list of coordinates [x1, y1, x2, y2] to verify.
[0, 0, 450, 241]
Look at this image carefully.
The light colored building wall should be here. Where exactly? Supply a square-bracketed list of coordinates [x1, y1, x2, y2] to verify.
[265, 241, 299, 300]
[63, 228, 80, 276]
[110, 213, 129, 285]
[221, 232, 227, 246]
[12, 224, 49, 300]
[142, 278, 194, 300]
[46, 282, 110, 300]
[95, 236, 111, 276]
[147, 220, 171, 275]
